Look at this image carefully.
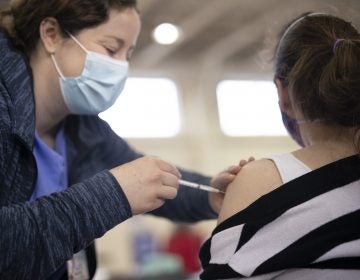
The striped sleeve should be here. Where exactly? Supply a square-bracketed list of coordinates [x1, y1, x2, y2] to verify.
[199, 155, 360, 280]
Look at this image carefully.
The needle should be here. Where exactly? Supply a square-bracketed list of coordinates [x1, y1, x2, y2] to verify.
[179, 179, 225, 194]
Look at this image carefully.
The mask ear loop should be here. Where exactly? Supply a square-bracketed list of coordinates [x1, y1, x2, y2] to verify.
[66, 31, 89, 54]
[51, 54, 65, 79]
[51, 32, 89, 79]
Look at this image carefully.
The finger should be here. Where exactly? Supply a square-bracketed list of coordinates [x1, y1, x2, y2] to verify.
[158, 185, 178, 200]
[227, 165, 242, 174]
[223, 165, 240, 173]
[212, 173, 236, 190]
[239, 159, 248, 166]
[156, 160, 181, 178]
[161, 173, 180, 189]
[248, 156, 255, 162]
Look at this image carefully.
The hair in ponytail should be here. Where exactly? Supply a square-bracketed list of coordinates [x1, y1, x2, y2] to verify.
[274, 13, 360, 152]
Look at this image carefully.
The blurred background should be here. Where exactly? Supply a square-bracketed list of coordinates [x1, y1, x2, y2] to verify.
[1, 0, 359, 279]
[96, 1, 359, 278]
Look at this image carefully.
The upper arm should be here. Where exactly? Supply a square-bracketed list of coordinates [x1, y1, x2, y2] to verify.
[218, 159, 283, 224]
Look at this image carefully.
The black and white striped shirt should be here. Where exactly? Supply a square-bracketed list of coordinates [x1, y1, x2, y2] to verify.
[200, 154, 360, 279]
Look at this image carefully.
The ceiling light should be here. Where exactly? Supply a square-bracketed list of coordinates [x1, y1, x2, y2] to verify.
[153, 23, 181, 45]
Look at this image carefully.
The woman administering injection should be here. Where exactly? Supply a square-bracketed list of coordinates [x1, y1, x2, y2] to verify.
[0, 0, 253, 278]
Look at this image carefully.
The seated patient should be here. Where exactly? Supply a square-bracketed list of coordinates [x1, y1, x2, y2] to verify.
[200, 13, 360, 280]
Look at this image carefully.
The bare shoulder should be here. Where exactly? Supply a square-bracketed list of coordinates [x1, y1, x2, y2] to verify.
[218, 159, 283, 224]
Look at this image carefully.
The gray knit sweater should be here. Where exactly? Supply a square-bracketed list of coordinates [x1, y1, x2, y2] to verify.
[0, 31, 216, 279]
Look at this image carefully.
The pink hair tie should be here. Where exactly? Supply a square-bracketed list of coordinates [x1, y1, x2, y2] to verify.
[333, 38, 345, 53]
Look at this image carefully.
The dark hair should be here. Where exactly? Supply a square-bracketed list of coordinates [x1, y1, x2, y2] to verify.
[0, 0, 138, 54]
[274, 13, 360, 129]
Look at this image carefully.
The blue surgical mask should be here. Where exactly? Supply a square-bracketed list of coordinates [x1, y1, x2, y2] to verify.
[281, 111, 305, 147]
[51, 33, 129, 115]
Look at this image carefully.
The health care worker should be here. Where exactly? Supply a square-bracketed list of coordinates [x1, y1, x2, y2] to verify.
[0, 0, 241, 278]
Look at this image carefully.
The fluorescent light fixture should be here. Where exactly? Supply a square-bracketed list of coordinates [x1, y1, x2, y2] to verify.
[153, 23, 181, 45]
[100, 78, 181, 138]
[217, 80, 287, 137]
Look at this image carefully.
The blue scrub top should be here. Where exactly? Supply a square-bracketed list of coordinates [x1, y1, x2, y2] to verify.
[30, 126, 68, 202]
[30, 126, 69, 279]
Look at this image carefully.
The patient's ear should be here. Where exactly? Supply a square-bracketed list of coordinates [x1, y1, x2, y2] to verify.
[275, 79, 295, 117]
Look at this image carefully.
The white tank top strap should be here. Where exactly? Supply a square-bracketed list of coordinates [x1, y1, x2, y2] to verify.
[267, 153, 312, 184]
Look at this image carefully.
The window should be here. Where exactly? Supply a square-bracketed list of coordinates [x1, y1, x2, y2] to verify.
[216, 80, 287, 137]
[100, 78, 181, 138]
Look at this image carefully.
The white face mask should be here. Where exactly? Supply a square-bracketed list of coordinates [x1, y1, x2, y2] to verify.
[51, 33, 129, 115]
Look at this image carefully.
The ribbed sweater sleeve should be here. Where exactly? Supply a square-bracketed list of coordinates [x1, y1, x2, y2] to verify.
[0, 170, 132, 279]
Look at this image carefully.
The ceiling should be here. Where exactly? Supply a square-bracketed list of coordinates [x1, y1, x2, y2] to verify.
[133, 0, 360, 76]
[1, 0, 359, 77]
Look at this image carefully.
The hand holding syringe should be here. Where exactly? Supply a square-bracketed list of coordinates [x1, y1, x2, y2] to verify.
[179, 179, 225, 194]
